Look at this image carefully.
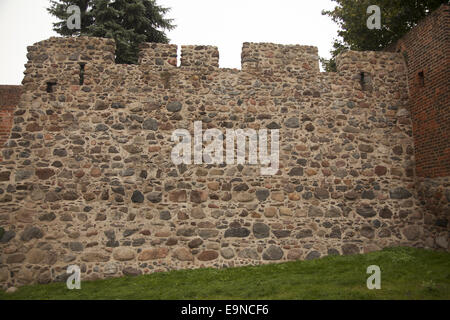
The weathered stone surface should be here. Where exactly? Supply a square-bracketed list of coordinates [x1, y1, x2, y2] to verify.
[253, 223, 270, 239]
[198, 229, 219, 239]
[143, 118, 158, 131]
[147, 192, 162, 203]
[26, 248, 47, 264]
[176, 227, 196, 237]
[342, 244, 360, 255]
[238, 248, 259, 260]
[305, 251, 321, 260]
[188, 238, 203, 248]
[131, 190, 144, 203]
[402, 225, 421, 241]
[256, 189, 270, 201]
[197, 250, 219, 261]
[224, 227, 250, 238]
[356, 205, 376, 218]
[360, 226, 375, 239]
[173, 248, 194, 261]
[308, 206, 323, 217]
[81, 251, 110, 262]
[21, 226, 43, 241]
[122, 267, 142, 277]
[390, 187, 413, 199]
[35, 168, 55, 180]
[287, 249, 303, 260]
[167, 101, 182, 112]
[6, 254, 26, 264]
[113, 247, 136, 261]
[220, 247, 235, 259]
[191, 207, 206, 219]
[191, 190, 208, 203]
[138, 248, 168, 261]
[262, 245, 284, 260]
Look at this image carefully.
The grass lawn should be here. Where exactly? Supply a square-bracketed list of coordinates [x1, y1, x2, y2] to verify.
[1, 247, 449, 300]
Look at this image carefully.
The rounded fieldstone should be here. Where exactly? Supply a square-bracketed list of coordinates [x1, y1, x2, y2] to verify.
[122, 267, 142, 277]
[176, 227, 196, 237]
[379, 207, 393, 219]
[390, 187, 412, 199]
[220, 247, 235, 259]
[69, 242, 84, 252]
[287, 249, 303, 260]
[296, 229, 313, 238]
[327, 248, 340, 256]
[1, 230, 15, 243]
[273, 230, 291, 238]
[360, 226, 375, 239]
[342, 243, 360, 255]
[197, 250, 219, 261]
[198, 229, 219, 239]
[167, 102, 182, 112]
[305, 251, 321, 260]
[262, 245, 284, 261]
[308, 206, 323, 217]
[402, 225, 421, 241]
[21, 226, 43, 242]
[143, 118, 158, 131]
[314, 188, 329, 199]
[159, 210, 171, 220]
[285, 117, 300, 128]
[356, 205, 376, 218]
[238, 248, 259, 260]
[113, 247, 136, 261]
[253, 223, 270, 239]
[188, 238, 203, 248]
[131, 190, 144, 203]
[289, 167, 304, 176]
[255, 189, 270, 201]
[266, 122, 281, 129]
[146, 192, 162, 203]
[173, 248, 194, 261]
[224, 227, 250, 238]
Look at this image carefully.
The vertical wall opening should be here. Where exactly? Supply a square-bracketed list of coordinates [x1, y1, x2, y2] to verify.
[79, 63, 86, 85]
[46, 81, 57, 93]
[359, 72, 372, 91]
[418, 71, 425, 87]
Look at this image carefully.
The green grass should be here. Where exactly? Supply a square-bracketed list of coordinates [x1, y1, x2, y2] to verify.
[1, 247, 449, 300]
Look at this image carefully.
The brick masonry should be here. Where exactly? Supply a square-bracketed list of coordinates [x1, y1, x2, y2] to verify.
[386, 4, 449, 250]
[0, 6, 448, 288]
[0, 86, 22, 162]
[387, 4, 449, 179]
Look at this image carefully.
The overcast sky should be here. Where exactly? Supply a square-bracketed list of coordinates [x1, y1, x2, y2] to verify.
[0, 0, 338, 85]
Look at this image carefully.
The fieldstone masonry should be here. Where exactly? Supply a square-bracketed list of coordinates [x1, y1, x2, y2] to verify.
[0, 27, 448, 288]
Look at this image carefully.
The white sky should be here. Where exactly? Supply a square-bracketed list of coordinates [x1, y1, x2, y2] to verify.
[0, 0, 338, 84]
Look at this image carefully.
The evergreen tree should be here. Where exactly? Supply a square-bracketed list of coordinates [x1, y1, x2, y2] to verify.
[48, 0, 175, 64]
[321, 0, 447, 72]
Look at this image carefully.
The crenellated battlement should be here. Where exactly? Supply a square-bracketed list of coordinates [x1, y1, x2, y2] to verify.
[23, 37, 409, 80]
[241, 42, 320, 74]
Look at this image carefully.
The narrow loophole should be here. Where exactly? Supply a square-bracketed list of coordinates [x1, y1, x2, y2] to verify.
[418, 71, 425, 87]
[79, 63, 86, 85]
[46, 81, 57, 93]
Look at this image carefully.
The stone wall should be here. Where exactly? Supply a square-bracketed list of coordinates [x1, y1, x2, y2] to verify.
[0, 35, 437, 289]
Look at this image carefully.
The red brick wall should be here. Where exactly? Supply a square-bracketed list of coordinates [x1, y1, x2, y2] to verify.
[0, 85, 23, 161]
[388, 4, 450, 178]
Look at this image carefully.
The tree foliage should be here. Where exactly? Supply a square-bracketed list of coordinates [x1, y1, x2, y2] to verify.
[48, 0, 175, 64]
[321, 0, 447, 71]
